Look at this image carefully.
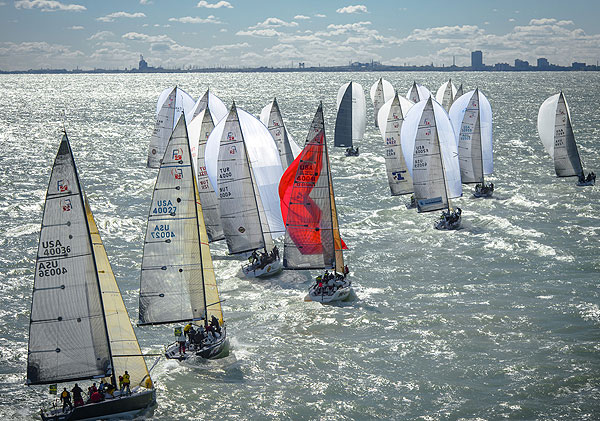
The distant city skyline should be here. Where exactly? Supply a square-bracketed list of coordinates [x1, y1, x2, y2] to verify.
[1, 0, 600, 71]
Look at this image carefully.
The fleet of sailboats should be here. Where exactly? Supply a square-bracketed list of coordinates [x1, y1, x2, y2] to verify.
[139, 114, 228, 360]
[29, 132, 155, 420]
[334, 81, 367, 156]
[537, 91, 596, 186]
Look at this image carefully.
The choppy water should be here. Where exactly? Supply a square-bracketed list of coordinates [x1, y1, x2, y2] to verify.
[0, 71, 599, 420]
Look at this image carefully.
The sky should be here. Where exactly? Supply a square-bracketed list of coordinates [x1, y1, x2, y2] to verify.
[0, 0, 599, 70]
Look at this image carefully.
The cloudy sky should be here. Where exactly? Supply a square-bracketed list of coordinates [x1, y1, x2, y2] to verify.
[0, 0, 599, 70]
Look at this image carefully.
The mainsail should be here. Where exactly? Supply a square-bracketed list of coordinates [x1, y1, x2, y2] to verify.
[188, 108, 225, 242]
[370, 78, 394, 128]
[435, 79, 458, 112]
[537, 92, 583, 177]
[28, 134, 112, 385]
[139, 115, 212, 326]
[205, 105, 285, 239]
[188, 88, 228, 124]
[449, 89, 494, 184]
[406, 82, 432, 104]
[334, 81, 367, 148]
[455, 84, 464, 99]
[148, 86, 195, 168]
[377, 94, 415, 195]
[279, 103, 347, 271]
[401, 98, 462, 212]
[210, 102, 274, 255]
[259, 98, 302, 169]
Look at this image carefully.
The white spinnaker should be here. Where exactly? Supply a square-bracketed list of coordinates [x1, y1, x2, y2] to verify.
[259, 98, 301, 168]
[370, 78, 395, 127]
[538, 93, 560, 159]
[188, 89, 228, 123]
[377, 94, 415, 195]
[449, 89, 494, 181]
[402, 98, 462, 201]
[188, 108, 225, 242]
[406, 82, 432, 103]
[335, 81, 367, 147]
[154, 86, 195, 117]
[206, 105, 285, 238]
[435, 80, 458, 111]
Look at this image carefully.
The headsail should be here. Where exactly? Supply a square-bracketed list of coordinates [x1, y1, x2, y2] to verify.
[28, 134, 111, 385]
[139, 115, 208, 326]
[449, 89, 494, 184]
[334, 81, 367, 148]
[86, 197, 151, 388]
[435, 79, 458, 112]
[188, 108, 225, 242]
[279, 103, 347, 271]
[402, 98, 462, 212]
[370, 78, 394, 128]
[259, 98, 302, 169]
[377, 94, 415, 195]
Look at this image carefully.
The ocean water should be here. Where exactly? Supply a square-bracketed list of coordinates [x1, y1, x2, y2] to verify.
[0, 71, 599, 420]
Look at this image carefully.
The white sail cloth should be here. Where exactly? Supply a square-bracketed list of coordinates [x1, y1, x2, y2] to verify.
[206, 106, 285, 238]
[401, 98, 462, 199]
[188, 89, 228, 123]
[449, 89, 494, 178]
[334, 81, 367, 147]
[370, 78, 395, 127]
[406, 83, 432, 103]
[259, 99, 302, 168]
[436, 80, 458, 111]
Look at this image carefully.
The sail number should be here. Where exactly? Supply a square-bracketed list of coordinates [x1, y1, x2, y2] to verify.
[295, 163, 317, 186]
[415, 145, 429, 154]
[151, 224, 176, 239]
[153, 200, 176, 215]
[414, 159, 427, 168]
[38, 260, 68, 277]
[198, 166, 208, 177]
[198, 179, 211, 191]
[385, 137, 397, 145]
[219, 167, 232, 179]
[41, 240, 70, 256]
[219, 186, 232, 198]
[386, 148, 396, 157]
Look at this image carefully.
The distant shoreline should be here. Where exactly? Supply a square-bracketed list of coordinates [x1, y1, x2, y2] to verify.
[1, 65, 598, 75]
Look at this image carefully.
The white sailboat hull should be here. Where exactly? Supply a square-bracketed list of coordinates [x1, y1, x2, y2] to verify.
[435, 214, 462, 230]
[165, 327, 228, 360]
[305, 279, 352, 303]
[242, 258, 283, 278]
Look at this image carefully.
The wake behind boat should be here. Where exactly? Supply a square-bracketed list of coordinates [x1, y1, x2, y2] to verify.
[279, 103, 352, 303]
[30, 132, 155, 420]
[139, 114, 228, 361]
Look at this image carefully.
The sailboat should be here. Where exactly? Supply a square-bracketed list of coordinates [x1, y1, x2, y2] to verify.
[455, 84, 464, 100]
[370, 78, 395, 128]
[401, 97, 463, 229]
[406, 82, 432, 104]
[147, 86, 195, 168]
[29, 132, 155, 420]
[449, 88, 495, 197]
[435, 79, 458, 112]
[139, 115, 227, 360]
[376, 93, 415, 198]
[205, 102, 285, 278]
[188, 99, 226, 243]
[259, 97, 302, 169]
[334, 81, 366, 156]
[537, 91, 595, 186]
[279, 103, 351, 303]
[188, 88, 228, 123]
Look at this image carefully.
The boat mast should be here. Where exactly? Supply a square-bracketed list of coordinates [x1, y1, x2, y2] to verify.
[68, 131, 117, 387]
[433, 107, 452, 213]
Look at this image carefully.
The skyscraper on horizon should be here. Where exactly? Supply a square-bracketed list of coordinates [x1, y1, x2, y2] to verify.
[471, 51, 483, 69]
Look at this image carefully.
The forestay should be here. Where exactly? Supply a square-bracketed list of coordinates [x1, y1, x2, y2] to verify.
[401, 98, 462, 212]
[279, 103, 346, 271]
[537, 92, 583, 177]
[370, 78, 395, 128]
[406, 82, 432, 104]
[148, 86, 196, 168]
[334, 81, 367, 148]
[86, 197, 151, 389]
[435, 79, 458, 112]
[259, 98, 302, 169]
[449, 89, 494, 183]
[377, 94, 415, 195]
[188, 108, 225, 242]
[139, 115, 207, 326]
[206, 105, 285, 239]
[208, 103, 274, 254]
[28, 134, 111, 385]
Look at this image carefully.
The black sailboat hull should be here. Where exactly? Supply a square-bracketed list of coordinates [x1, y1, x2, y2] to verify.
[41, 389, 155, 421]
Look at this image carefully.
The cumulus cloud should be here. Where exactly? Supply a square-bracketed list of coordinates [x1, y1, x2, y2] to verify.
[14, 0, 86, 12]
[169, 15, 222, 24]
[97, 12, 146, 22]
[122, 32, 174, 44]
[315, 14, 326, 18]
[68, 25, 83, 30]
[529, 18, 573, 26]
[336, 5, 368, 14]
[294, 15, 310, 20]
[249, 17, 298, 29]
[236, 28, 281, 37]
[87, 30, 114, 41]
[196, 0, 232, 8]
[139, 0, 151, 4]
